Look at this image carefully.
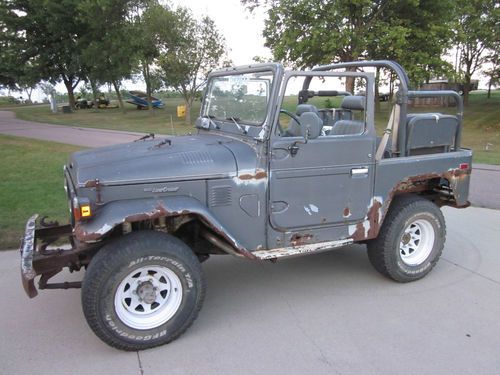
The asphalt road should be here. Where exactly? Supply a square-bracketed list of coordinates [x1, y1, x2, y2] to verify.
[1, 206, 499, 374]
[470, 164, 500, 209]
[0, 110, 143, 147]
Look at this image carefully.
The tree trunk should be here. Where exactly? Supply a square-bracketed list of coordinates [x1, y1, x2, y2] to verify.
[90, 78, 98, 110]
[487, 78, 492, 99]
[112, 80, 126, 113]
[389, 74, 394, 101]
[345, 66, 356, 93]
[374, 67, 380, 112]
[142, 63, 152, 111]
[25, 88, 33, 103]
[184, 98, 192, 126]
[64, 80, 76, 109]
[463, 73, 471, 106]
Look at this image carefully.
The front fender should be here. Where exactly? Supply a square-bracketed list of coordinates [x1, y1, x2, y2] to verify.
[73, 196, 254, 258]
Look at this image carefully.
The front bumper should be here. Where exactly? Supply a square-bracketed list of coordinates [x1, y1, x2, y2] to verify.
[19, 215, 82, 298]
[20, 214, 38, 298]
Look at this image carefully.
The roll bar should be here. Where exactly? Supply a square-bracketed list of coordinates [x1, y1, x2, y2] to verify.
[302, 60, 463, 156]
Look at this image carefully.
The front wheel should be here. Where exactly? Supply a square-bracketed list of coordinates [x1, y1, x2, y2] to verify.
[81, 231, 205, 351]
[367, 195, 446, 282]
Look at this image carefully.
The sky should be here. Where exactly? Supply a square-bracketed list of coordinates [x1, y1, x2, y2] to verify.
[170, 0, 271, 65]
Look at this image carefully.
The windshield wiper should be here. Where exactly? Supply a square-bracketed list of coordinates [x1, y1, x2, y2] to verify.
[226, 116, 247, 134]
[202, 115, 220, 130]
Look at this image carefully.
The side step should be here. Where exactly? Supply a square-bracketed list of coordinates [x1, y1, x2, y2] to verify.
[252, 239, 353, 260]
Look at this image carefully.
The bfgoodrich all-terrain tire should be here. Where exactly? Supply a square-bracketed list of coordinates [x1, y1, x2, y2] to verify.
[367, 195, 446, 282]
[81, 231, 205, 351]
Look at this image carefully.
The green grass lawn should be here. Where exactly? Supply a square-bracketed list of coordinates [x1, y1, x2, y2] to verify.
[10, 98, 199, 135]
[5, 91, 500, 164]
[0, 135, 82, 249]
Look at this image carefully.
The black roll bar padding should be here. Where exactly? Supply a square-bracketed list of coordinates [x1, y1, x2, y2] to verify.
[298, 89, 352, 104]
[408, 90, 464, 152]
[298, 90, 314, 104]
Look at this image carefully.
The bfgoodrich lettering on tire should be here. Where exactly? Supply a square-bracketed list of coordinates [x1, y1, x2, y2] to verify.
[367, 195, 446, 282]
[81, 231, 205, 351]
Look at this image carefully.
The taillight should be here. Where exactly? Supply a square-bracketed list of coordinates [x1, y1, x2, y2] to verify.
[459, 163, 469, 170]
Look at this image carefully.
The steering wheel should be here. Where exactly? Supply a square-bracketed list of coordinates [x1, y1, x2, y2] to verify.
[278, 109, 301, 135]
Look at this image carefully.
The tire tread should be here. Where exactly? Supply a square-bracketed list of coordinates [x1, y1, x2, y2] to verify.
[367, 195, 446, 282]
[82, 231, 205, 351]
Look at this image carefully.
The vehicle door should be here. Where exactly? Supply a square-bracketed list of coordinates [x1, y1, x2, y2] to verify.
[269, 71, 376, 235]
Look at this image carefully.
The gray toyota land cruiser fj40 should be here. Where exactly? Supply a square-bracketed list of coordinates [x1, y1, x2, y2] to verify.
[20, 60, 472, 350]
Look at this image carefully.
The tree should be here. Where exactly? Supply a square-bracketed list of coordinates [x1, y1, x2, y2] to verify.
[0, 2, 26, 89]
[484, 45, 500, 99]
[242, 0, 455, 91]
[79, 0, 140, 112]
[131, 0, 180, 110]
[159, 11, 227, 124]
[0, 0, 90, 109]
[453, 0, 498, 105]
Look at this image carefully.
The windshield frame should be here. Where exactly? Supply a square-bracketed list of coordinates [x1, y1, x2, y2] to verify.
[201, 65, 280, 132]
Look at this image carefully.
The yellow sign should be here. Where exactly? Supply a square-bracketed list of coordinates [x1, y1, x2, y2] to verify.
[177, 105, 186, 118]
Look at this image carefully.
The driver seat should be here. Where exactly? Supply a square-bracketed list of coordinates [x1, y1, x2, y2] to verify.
[286, 104, 320, 136]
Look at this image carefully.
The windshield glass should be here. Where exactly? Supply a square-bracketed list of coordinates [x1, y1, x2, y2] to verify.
[203, 71, 274, 126]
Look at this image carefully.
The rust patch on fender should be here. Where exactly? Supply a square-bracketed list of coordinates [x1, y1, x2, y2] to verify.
[366, 199, 382, 238]
[124, 204, 170, 223]
[73, 224, 103, 242]
[350, 222, 366, 242]
[239, 169, 267, 180]
[385, 168, 471, 210]
[349, 199, 383, 242]
[290, 233, 314, 247]
[83, 179, 103, 203]
[343, 207, 351, 218]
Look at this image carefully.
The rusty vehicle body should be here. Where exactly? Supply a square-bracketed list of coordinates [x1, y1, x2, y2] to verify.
[19, 60, 472, 350]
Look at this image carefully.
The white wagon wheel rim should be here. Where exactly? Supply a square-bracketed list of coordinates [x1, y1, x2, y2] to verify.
[399, 219, 435, 266]
[114, 265, 183, 330]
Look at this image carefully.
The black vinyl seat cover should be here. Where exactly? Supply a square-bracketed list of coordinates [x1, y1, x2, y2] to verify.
[406, 113, 458, 155]
[299, 112, 323, 139]
[330, 96, 366, 135]
[285, 104, 321, 136]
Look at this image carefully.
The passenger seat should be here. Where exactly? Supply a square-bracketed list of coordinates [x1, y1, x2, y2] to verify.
[329, 96, 366, 135]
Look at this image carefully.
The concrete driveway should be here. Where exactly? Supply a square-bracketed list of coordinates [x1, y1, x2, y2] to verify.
[1, 206, 499, 374]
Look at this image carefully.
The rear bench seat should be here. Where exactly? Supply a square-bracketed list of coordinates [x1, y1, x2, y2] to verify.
[406, 113, 458, 156]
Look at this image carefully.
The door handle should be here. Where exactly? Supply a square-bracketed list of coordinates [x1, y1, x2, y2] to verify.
[288, 143, 300, 157]
[351, 167, 369, 177]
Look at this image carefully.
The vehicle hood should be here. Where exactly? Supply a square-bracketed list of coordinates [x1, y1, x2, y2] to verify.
[68, 134, 238, 187]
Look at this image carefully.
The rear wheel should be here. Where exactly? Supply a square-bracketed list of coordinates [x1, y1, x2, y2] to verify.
[82, 231, 205, 351]
[367, 195, 446, 282]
